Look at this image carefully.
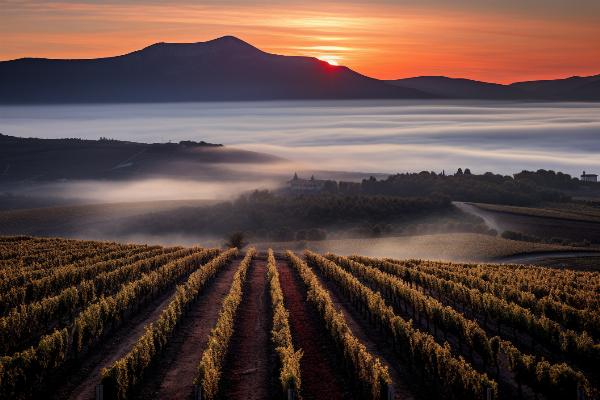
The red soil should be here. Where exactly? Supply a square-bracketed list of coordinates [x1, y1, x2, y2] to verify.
[310, 264, 416, 400]
[137, 258, 241, 400]
[276, 259, 353, 400]
[220, 259, 275, 400]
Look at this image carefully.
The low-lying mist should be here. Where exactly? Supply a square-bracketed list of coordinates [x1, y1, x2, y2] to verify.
[2, 100, 600, 176]
[22, 178, 280, 204]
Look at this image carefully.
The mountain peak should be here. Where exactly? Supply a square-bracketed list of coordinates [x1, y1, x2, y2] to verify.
[137, 35, 263, 59]
[209, 35, 251, 46]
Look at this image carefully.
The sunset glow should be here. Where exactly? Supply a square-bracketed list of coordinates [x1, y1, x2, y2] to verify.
[318, 55, 340, 66]
[1, 1, 600, 83]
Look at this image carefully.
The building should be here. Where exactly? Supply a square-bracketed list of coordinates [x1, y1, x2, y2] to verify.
[288, 173, 327, 193]
[581, 171, 598, 183]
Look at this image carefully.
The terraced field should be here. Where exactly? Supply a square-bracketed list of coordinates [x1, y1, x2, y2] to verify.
[0, 236, 598, 400]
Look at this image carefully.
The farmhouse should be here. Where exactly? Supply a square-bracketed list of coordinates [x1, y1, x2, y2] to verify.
[288, 173, 327, 193]
[581, 171, 598, 183]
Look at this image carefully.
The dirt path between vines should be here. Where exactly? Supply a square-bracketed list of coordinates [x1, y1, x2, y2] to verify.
[221, 259, 276, 400]
[51, 286, 178, 400]
[136, 258, 240, 400]
[277, 258, 353, 400]
[310, 262, 417, 400]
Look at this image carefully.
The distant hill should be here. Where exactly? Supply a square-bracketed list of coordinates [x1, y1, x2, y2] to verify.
[0, 134, 282, 182]
[389, 75, 600, 100]
[510, 75, 600, 100]
[387, 76, 527, 99]
[0, 36, 430, 103]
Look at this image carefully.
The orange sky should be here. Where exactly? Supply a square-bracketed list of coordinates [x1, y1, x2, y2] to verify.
[1, 1, 600, 83]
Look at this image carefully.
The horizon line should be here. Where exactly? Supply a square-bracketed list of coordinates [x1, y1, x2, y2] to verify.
[2, 35, 598, 87]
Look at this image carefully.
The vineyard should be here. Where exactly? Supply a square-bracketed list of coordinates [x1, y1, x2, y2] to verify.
[0, 236, 598, 400]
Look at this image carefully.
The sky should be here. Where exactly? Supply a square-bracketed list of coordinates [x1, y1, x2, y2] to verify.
[1, 0, 600, 83]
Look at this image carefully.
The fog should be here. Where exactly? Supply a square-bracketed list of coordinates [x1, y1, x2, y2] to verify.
[257, 232, 539, 263]
[2, 100, 600, 176]
[20, 178, 279, 204]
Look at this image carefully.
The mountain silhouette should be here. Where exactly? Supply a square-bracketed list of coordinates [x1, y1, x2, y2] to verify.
[387, 76, 527, 99]
[510, 75, 600, 100]
[1, 36, 597, 102]
[0, 36, 431, 103]
[389, 75, 600, 100]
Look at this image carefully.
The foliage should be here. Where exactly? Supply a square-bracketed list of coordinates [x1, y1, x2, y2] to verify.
[287, 251, 392, 400]
[360, 169, 572, 206]
[0, 247, 220, 399]
[267, 249, 302, 395]
[195, 248, 256, 400]
[304, 251, 496, 400]
[224, 231, 248, 249]
[100, 248, 237, 400]
[351, 255, 597, 398]
[121, 190, 451, 239]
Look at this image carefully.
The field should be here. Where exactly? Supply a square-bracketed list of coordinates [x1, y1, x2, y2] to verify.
[257, 233, 581, 262]
[466, 203, 600, 244]
[473, 203, 600, 224]
[0, 236, 598, 400]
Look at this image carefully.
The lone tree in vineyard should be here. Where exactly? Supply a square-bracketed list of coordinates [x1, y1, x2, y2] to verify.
[224, 231, 247, 249]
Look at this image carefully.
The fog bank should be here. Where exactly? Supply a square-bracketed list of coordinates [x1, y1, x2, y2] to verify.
[2, 100, 600, 176]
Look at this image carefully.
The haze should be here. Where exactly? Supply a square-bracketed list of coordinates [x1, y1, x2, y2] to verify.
[2, 100, 599, 176]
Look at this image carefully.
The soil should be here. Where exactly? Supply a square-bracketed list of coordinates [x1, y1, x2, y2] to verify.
[308, 263, 417, 400]
[220, 259, 276, 400]
[136, 258, 241, 400]
[276, 258, 353, 400]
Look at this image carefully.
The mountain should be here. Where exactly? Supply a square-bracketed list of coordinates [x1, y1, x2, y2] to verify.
[387, 76, 527, 99]
[387, 76, 528, 100]
[510, 75, 600, 100]
[0, 36, 431, 103]
[388, 74, 600, 100]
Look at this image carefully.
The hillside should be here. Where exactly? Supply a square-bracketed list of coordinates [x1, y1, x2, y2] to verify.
[387, 76, 527, 99]
[0, 133, 282, 183]
[510, 74, 600, 100]
[1, 237, 598, 400]
[389, 75, 600, 100]
[0, 36, 430, 103]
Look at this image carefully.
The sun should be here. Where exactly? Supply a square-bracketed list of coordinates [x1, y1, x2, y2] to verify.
[318, 55, 340, 66]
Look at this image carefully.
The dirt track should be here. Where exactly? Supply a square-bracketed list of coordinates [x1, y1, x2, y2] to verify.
[310, 261, 416, 400]
[277, 258, 353, 400]
[51, 287, 177, 400]
[136, 258, 240, 400]
[221, 259, 275, 399]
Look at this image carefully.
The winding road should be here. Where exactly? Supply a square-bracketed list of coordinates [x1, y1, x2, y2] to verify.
[454, 201, 600, 264]
[453, 201, 503, 232]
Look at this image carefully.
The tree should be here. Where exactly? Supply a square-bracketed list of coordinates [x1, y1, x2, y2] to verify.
[224, 232, 247, 249]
